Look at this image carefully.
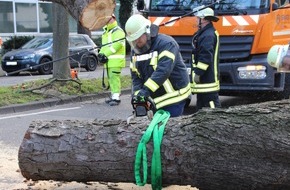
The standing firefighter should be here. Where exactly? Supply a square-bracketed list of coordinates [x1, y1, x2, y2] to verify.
[98, 14, 126, 106]
[125, 14, 191, 117]
[191, 7, 221, 111]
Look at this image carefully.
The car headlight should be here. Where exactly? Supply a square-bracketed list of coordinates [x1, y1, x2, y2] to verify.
[22, 54, 35, 59]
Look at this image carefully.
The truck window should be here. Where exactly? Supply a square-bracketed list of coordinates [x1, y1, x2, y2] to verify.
[275, 0, 290, 7]
[215, 0, 270, 10]
[150, 0, 270, 12]
[152, 0, 205, 11]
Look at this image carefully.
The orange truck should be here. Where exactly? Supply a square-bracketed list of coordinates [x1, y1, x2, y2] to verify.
[136, 0, 290, 98]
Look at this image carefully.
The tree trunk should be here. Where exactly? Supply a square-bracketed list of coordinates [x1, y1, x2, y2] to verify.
[18, 99, 290, 190]
[52, 3, 70, 79]
[43, 0, 116, 30]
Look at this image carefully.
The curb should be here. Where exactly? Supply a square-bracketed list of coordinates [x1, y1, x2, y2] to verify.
[0, 88, 131, 115]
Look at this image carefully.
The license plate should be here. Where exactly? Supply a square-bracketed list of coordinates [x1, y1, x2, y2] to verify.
[6, 61, 17, 65]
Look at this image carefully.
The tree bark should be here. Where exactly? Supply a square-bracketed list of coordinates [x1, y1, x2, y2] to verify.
[18, 99, 290, 190]
[43, 0, 116, 30]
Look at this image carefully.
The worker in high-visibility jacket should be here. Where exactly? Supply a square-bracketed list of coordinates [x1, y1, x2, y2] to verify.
[191, 7, 221, 111]
[125, 14, 191, 117]
[98, 14, 126, 106]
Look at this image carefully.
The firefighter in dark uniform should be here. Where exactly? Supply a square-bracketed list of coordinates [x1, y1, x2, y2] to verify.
[125, 14, 191, 117]
[191, 7, 221, 111]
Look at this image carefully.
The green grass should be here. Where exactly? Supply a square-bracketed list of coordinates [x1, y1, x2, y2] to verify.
[0, 75, 132, 107]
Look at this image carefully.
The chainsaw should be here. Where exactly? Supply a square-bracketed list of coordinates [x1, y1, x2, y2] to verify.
[127, 96, 156, 124]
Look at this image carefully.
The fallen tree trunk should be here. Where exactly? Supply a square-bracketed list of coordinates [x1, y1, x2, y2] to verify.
[19, 99, 290, 190]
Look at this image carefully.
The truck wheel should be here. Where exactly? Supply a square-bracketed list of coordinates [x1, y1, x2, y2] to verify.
[38, 57, 52, 75]
[85, 56, 97, 71]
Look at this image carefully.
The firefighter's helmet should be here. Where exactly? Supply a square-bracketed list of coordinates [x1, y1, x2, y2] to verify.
[195, 7, 219, 22]
[267, 44, 289, 69]
[125, 14, 151, 42]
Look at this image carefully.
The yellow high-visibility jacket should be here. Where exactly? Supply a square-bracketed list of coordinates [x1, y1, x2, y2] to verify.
[99, 21, 126, 68]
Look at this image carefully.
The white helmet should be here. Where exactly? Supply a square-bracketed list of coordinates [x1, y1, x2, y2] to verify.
[267, 44, 289, 69]
[125, 14, 151, 42]
[195, 7, 219, 22]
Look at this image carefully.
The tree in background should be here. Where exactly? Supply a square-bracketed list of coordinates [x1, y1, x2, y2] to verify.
[119, 0, 134, 29]
[119, 0, 134, 53]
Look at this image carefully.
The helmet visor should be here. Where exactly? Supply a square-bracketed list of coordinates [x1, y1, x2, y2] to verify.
[126, 30, 144, 42]
[128, 33, 151, 54]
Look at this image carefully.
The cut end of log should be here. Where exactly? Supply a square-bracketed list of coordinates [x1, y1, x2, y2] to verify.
[80, 0, 116, 30]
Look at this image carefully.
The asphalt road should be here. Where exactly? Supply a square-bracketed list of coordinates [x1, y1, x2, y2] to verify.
[0, 91, 264, 147]
[0, 94, 133, 146]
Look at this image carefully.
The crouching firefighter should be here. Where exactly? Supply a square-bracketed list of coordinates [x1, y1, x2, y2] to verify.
[191, 7, 221, 111]
[125, 14, 191, 117]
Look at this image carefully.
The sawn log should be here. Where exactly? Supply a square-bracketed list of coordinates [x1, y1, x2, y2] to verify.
[18, 99, 290, 190]
[43, 0, 116, 30]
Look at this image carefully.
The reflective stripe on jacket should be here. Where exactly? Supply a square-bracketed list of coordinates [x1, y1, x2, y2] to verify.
[99, 20, 126, 68]
[191, 23, 220, 93]
[130, 34, 191, 109]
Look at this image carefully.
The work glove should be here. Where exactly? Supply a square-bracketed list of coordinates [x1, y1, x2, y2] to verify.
[194, 74, 200, 83]
[131, 87, 150, 108]
[97, 53, 108, 64]
[137, 87, 150, 98]
[192, 71, 200, 84]
[131, 95, 146, 105]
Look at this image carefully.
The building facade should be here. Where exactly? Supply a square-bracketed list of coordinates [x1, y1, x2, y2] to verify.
[0, 0, 119, 41]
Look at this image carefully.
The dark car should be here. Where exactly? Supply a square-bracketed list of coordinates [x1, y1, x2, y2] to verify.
[1, 34, 99, 75]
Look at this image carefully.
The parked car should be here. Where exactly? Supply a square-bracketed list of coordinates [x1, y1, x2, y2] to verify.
[1, 34, 99, 75]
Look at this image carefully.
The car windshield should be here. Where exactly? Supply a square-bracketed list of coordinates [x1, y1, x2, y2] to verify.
[21, 37, 52, 49]
[150, 0, 270, 11]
